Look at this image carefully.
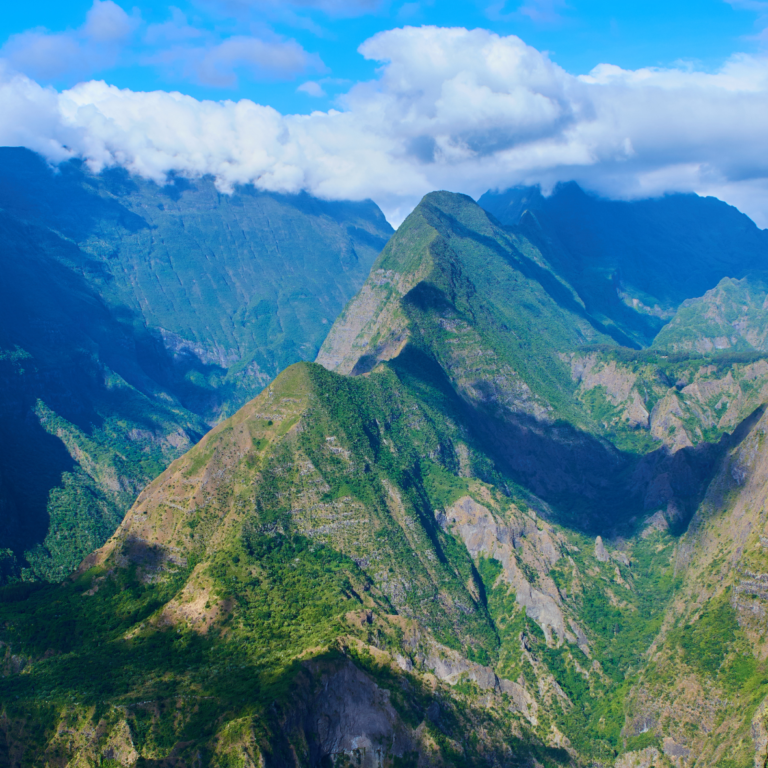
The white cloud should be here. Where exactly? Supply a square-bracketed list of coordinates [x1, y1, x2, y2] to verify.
[83, 0, 139, 42]
[298, 80, 326, 96]
[0, 1, 138, 81]
[146, 35, 325, 87]
[2, 26, 768, 226]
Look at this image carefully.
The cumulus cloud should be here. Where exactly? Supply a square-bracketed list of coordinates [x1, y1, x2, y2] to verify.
[298, 80, 326, 96]
[0, 0, 139, 81]
[2, 26, 768, 226]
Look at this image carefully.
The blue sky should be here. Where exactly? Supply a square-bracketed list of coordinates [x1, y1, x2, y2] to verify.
[1, 0, 766, 114]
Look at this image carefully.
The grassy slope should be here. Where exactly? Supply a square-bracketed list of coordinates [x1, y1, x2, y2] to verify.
[653, 275, 768, 353]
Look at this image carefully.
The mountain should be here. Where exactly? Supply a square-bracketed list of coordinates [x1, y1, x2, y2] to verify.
[0, 147, 393, 418]
[318, 191, 768, 526]
[0, 148, 393, 582]
[653, 274, 768, 353]
[478, 182, 768, 347]
[622, 404, 768, 766]
[3, 190, 768, 767]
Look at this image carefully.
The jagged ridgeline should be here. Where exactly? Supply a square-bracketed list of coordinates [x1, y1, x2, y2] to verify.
[4, 189, 768, 766]
[0, 148, 392, 582]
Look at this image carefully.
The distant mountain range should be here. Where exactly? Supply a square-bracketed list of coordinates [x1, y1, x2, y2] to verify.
[2, 177, 768, 767]
[479, 182, 768, 348]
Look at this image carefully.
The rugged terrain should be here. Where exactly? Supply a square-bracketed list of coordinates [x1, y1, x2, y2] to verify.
[479, 182, 768, 348]
[0, 148, 392, 581]
[2, 189, 768, 767]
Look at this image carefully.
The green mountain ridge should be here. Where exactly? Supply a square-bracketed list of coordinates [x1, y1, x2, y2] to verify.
[653, 274, 768, 353]
[318, 191, 768, 529]
[4, 189, 768, 766]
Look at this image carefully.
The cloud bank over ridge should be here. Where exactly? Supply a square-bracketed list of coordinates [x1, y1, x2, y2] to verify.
[2, 25, 768, 226]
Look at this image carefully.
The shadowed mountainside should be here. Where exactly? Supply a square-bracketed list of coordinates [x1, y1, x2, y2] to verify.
[479, 182, 768, 347]
[0, 148, 393, 581]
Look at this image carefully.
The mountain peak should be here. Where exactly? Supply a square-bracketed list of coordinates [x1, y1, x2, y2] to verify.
[84, 361, 317, 573]
[477, 184, 548, 225]
[7, 172, 768, 767]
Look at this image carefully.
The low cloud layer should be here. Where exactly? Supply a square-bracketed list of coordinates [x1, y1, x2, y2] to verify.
[2, 25, 768, 226]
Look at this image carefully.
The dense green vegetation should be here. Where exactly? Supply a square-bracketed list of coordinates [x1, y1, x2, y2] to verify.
[0, 360, 580, 766]
[653, 275, 768, 353]
[3, 173, 768, 766]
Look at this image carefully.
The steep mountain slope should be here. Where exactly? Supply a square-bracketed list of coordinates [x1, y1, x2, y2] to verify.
[653, 274, 768, 353]
[623, 404, 768, 767]
[478, 183, 768, 347]
[0, 147, 393, 418]
[0, 208, 206, 582]
[0, 362, 565, 767]
[4, 191, 768, 767]
[0, 148, 393, 582]
[318, 191, 768, 530]
[0, 361, 691, 767]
